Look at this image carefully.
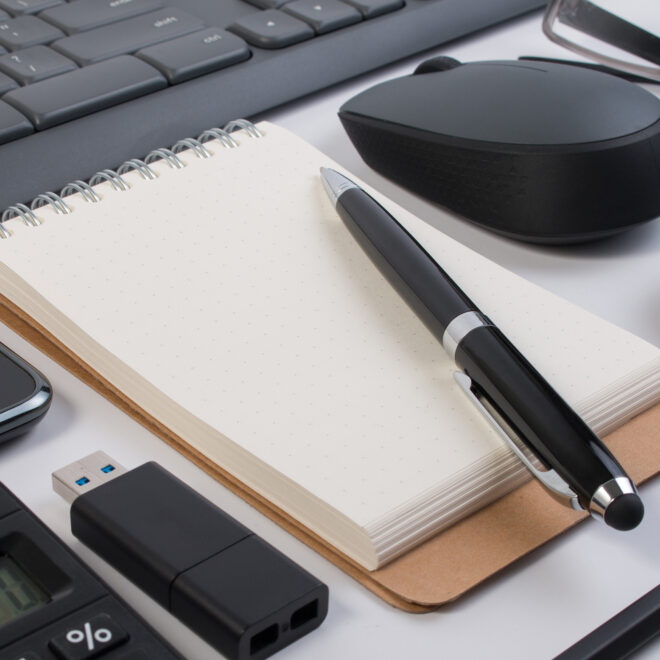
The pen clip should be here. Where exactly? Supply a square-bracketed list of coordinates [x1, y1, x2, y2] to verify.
[453, 372, 582, 511]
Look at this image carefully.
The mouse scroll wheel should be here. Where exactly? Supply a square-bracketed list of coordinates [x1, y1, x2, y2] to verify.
[413, 56, 462, 75]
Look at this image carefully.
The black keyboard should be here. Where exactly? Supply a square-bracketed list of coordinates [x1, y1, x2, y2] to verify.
[0, 0, 543, 211]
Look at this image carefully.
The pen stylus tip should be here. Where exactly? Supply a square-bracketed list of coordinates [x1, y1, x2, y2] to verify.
[604, 493, 644, 531]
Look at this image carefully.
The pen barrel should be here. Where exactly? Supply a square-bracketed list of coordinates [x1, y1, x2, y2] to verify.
[455, 326, 627, 506]
[337, 188, 475, 339]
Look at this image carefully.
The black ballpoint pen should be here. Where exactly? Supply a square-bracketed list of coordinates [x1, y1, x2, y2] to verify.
[320, 167, 644, 530]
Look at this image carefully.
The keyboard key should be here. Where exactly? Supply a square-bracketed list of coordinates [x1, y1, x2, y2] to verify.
[52, 8, 204, 65]
[137, 28, 249, 84]
[0, 16, 63, 50]
[0, 45, 76, 84]
[283, 0, 361, 34]
[0, 10, 8, 19]
[41, 0, 164, 35]
[0, 69, 17, 92]
[3, 55, 165, 129]
[0, 99, 32, 144]
[0, 0, 63, 15]
[244, 0, 289, 7]
[228, 10, 313, 49]
[340, 0, 403, 18]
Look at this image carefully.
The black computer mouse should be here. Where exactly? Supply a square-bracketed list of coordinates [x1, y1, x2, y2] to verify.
[339, 58, 660, 243]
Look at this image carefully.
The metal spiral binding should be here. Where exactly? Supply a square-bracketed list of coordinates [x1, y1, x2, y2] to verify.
[0, 119, 261, 238]
[172, 137, 212, 159]
[31, 192, 72, 215]
[198, 128, 238, 149]
[89, 169, 130, 191]
[61, 180, 101, 203]
[1, 203, 39, 236]
[144, 148, 185, 169]
[117, 159, 157, 180]
[224, 119, 263, 138]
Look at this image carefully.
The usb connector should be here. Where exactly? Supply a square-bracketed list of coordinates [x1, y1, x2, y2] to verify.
[51, 451, 328, 660]
[52, 450, 127, 504]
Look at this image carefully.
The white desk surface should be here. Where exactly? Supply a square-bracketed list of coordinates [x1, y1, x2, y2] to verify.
[1, 8, 659, 660]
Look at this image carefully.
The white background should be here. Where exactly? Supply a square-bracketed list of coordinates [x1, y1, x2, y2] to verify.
[1, 7, 659, 660]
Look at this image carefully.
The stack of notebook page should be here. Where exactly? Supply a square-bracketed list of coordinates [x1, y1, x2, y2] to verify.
[0, 122, 658, 576]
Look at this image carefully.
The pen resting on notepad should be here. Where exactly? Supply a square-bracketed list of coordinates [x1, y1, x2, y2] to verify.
[320, 166, 644, 530]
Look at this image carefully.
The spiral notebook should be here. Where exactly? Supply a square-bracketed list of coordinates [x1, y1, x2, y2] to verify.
[1, 121, 659, 610]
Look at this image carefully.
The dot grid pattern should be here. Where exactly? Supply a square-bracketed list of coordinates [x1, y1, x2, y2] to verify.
[1, 123, 657, 560]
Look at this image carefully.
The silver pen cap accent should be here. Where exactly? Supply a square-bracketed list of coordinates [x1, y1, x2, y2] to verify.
[442, 311, 493, 362]
[320, 167, 359, 208]
[453, 371, 582, 511]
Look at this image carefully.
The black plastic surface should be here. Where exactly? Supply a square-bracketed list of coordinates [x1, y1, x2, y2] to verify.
[0, 483, 182, 659]
[0, 0, 545, 211]
[603, 494, 644, 532]
[71, 462, 251, 607]
[337, 186, 473, 337]
[556, 584, 660, 660]
[0, 342, 52, 443]
[339, 59, 660, 243]
[455, 327, 631, 510]
[344, 60, 660, 144]
[172, 535, 328, 660]
[71, 462, 329, 659]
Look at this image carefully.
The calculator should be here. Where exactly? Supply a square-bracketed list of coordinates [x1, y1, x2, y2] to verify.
[0, 482, 183, 660]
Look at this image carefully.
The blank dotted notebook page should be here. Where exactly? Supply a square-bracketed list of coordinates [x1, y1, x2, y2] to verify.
[1, 122, 658, 533]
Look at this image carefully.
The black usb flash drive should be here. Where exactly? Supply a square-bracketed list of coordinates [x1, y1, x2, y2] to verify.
[53, 452, 329, 660]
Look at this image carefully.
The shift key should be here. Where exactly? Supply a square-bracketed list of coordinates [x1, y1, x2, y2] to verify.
[3, 55, 166, 129]
[52, 8, 205, 65]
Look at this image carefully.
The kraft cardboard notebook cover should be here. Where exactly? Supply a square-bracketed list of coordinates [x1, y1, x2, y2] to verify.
[0, 122, 658, 611]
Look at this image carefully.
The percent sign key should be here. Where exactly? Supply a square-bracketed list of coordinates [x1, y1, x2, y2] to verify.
[49, 613, 129, 659]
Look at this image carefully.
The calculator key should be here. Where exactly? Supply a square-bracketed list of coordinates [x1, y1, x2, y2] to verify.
[3, 55, 165, 129]
[40, 0, 164, 35]
[0, 99, 32, 143]
[52, 8, 205, 65]
[0, 0, 63, 15]
[341, 0, 403, 18]
[228, 9, 314, 49]
[0, 68, 18, 92]
[0, 16, 64, 49]
[283, 0, 361, 34]
[0, 45, 76, 84]
[49, 613, 129, 660]
[137, 28, 250, 84]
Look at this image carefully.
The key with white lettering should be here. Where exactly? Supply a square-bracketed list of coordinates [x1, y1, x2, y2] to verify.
[283, 0, 361, 34]
[40, 0, 164, 35]
[228, 9, 313, 49]
[0, 0, 63, 15]
[0, 15, 63, 50]
[51, 8, 204, 65]
[137, 27, 249, 84]
[0, 45, 76, 84]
